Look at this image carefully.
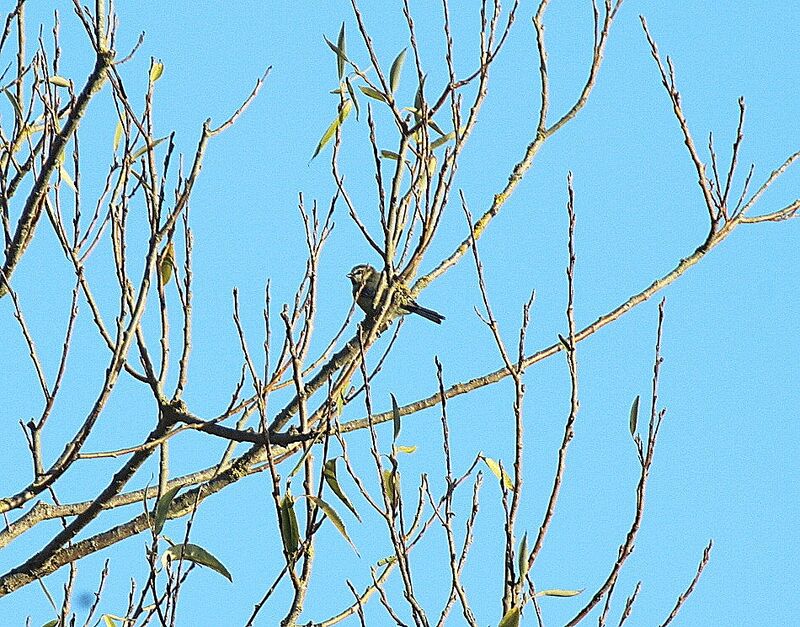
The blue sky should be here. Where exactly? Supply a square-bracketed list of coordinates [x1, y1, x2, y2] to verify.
[1, 1, 798, 625]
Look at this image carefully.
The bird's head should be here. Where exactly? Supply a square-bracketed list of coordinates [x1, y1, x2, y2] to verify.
[347, 264, 376, 287]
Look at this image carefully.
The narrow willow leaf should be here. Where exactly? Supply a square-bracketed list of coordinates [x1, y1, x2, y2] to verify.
[427, 118, 447, 136]
[380, 150, 400, 160]
[430, 131, 456, 151]
[498, 607, 520, 627]
[161, 543, 233, 582]
[345, 77, 360, 120]
[413, 75, 426, 122]
[518, 532, 529, 581]
[16, 123, 45, 146]
[629, 395, 640, 437]
[159, 241, 176, 286]
[278, 492, 300, 555]
[311, 99, 352, 161]
[323, 458, 360, 521]
[394, 445, 417, 454]
[535, 588, 584, 598]
[48, 75, 71, 88]
[113, 121, 123, 152]
[390, 393, 401, 441]
[482, 456, 513, 491]
[152, 485, 180, 535]
[389, 48, 407, 94]
[59, 166, 77, 193]
[323, 35, 348, 74]
[305, 495, 359, 555]
[3, 88, 22, 122]
[41, 621, 58, 627]
[336, 23, 346, 80]
[129, 136, 167, 162]
[288, 434, 321, 479]
[358, 85, 387, 103]
[149, 59, 164, 83]
[102, 616, 120, 627]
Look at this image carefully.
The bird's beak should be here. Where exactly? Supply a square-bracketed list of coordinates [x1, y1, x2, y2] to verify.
[346, 272, 353, 279]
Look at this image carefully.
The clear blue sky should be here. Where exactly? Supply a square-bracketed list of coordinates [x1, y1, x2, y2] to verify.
[2, 1, 798, 625]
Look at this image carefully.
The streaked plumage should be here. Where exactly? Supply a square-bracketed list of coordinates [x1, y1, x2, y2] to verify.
[347, 264, 445, 324]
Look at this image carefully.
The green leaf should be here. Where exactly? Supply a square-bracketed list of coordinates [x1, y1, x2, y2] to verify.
[413, 75, 426, 121]
[152, 485, 180, 535]
[427, 118, 447, 136]
[323, 458, 360, 521]
[389, 48, 407, 94]
[336, 23, 346, 80]
[358, 85, 387, 103]
[48, 76, 71, 88]
[161, 543, 233, 582]
[287, 431, 324, 480]
[3, 88, 23, 123]
[305, 495, 359, 555]
[311, 99, 353, 161]
[498, 606, 520, 627]
[335, 377, 350, 417]
[324, 35, 348, 77]
[149, 59, 164, 83]
[345, 76, 360, 120]
[518, 532, 529, 581]
[482, 455, 513, 491]
[129, 136, 167, 162]
[113, 121, 123, 152]
[41, 621, 58, 627]
[380, 150, 400, 160]
[629, 395, 640, 437]
[278, 491, 300, 555]
[535, 588, 584, 598]
[390, 393, 401, 441]
[430, 130, 456, 150]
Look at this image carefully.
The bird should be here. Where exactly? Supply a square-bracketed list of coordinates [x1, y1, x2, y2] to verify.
[347, 264, 445, 324]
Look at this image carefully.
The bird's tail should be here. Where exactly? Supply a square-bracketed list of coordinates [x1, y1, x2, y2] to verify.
[402, 303, 445, 324]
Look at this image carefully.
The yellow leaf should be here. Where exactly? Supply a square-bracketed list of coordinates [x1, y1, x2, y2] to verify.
[535, 588, 584, 598]
[159, 242, 175, 285]
[482, 455, 514, 491]
[48, 76, 72, 88]
[113, 121, 123, 152]
[149, 59, 164, 83]
[59, 165, 77, 193]
[498, 607, 520, 627]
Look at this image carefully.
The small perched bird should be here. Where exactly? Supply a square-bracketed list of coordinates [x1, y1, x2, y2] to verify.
[348, 264, 445, 324]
